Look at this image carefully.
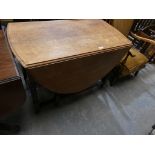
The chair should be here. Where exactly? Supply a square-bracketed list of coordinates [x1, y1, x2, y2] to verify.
[108, 20, 153, 85]
[131, 25, 155, 63]
[109, 47, 148, 85]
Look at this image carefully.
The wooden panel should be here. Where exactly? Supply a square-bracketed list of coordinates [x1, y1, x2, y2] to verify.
[7, 20, 131, 68]
[0, 31, 17, 81]
[0, 30, 25, 118]
[29, 47, 129, 94]
[0, 79, 25, 118]
[112, 19, 134, 36]
[122, 47, 148, 76]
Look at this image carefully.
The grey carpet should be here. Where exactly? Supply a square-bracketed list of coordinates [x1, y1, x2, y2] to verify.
[17, 64, 155, 134]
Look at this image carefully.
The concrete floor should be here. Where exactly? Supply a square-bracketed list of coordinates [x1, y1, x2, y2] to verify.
[15, 64, 155, 134]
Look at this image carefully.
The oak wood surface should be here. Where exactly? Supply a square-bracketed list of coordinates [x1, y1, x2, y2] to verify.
[112, 19, 134, 36]
[0, 31, 17, 81]
[7, 20, 132, 93]
[0, 30, 25, 118]
[7, 20, 131, 68]
[121, 47, 148, 76]
[0, 79, 25, 118]
[29, 47, 130, 93]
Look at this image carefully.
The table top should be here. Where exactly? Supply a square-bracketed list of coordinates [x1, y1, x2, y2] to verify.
[0, 30, 18, 82]
[7, 20, 131, 69]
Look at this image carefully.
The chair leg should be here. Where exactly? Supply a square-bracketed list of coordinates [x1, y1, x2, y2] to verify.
[134, 71, 139, 77]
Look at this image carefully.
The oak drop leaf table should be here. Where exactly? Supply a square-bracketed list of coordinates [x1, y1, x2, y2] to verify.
[7, 20, 131, 110]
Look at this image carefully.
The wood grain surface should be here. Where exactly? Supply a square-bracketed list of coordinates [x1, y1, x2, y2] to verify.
[0, 30, 25, 118]
[7, 20, 132, 93]
[0, 30, 17, 81]
[112, 19, 134, 36]
[28, 47, 130, 94]
[7, 20, 131, 68]
[0, 79, 25, 118]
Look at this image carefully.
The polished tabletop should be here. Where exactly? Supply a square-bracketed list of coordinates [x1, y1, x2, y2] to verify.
[0, 30, 17, 82]
[7, 20, 131, 69]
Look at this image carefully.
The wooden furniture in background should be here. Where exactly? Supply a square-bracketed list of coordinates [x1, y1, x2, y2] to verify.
[130, 19, 155, 33]
[108, 46, 148, 85]
[0, 30, 25, 133]
[128, 19, 155, 52]
[131, 26, 155, 63]
[110, 19, 134, 37]
[107, 20, 155, 85]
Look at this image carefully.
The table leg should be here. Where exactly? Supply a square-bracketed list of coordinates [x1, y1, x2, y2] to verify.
[26, 73, 40, 113]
